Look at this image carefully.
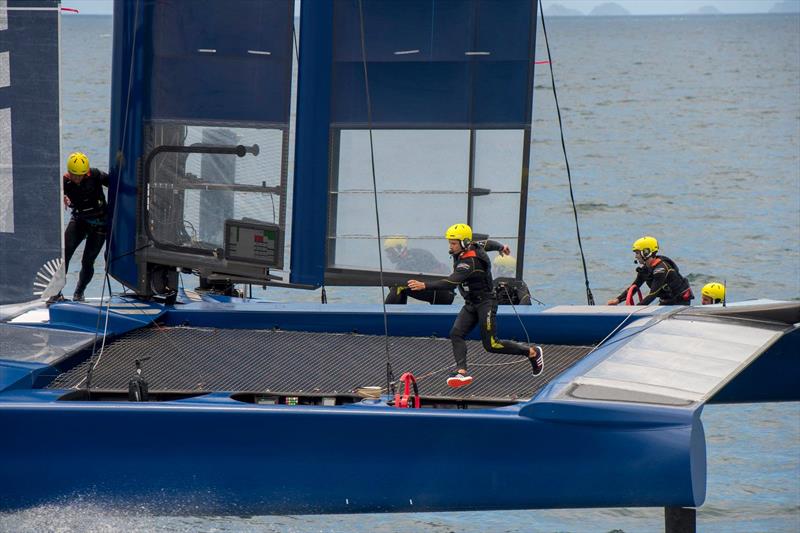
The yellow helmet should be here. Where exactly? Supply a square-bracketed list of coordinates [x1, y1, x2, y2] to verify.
[632, 236, 658, 258]
[383, 236, 408, 251]
[445, 223, 472, 245]
[701, 282, 725, 303]
[67, 152, 90, 175]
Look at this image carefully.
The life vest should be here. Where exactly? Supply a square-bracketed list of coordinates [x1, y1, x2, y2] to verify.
[456, 248, 494, 302]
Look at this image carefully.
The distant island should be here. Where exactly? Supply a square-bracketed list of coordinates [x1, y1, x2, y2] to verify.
[589, 2, 631, 16]
[544, 3, 583, 17]
[693, 5, 723, 15]
[545, 3, 583, 16]
[770, 1, 800, 13]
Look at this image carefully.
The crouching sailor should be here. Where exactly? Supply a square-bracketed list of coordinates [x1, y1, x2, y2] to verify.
[406, 223, 544, 388]
[607, 236, 693, 306]
[701, 282, 726, 305]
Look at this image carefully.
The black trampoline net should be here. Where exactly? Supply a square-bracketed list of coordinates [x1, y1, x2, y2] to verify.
[48, 326, 593, 403]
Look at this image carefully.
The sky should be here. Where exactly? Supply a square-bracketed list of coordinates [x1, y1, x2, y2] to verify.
[64, 0, 797, 16]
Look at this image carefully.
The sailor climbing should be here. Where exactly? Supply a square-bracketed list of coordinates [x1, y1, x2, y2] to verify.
[383, 236, 455, 305]
[607, 236, 693, 306]
[407, 223, 544, 388]
[492, 254, 533, 306]
[53, 152, 110, 303]
[701, 282, 726, 305]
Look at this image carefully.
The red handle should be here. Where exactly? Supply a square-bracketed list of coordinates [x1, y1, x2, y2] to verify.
[625, 285, 643, 306]
[394, 372, 420, 408]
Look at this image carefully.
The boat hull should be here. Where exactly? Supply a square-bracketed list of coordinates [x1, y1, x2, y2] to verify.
[0, 393, 704, 514]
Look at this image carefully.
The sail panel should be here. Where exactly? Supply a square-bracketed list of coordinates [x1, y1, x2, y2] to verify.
[330, 0, 534, 126]
[108, 0, 295, 294]
[291, 0, 538, 287]
[0, 0, 62, 305]
[148, 0, 293, 123]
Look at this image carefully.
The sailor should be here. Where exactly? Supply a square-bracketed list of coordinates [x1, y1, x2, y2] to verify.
[383, 236, 455, 305]
[701, 282, 726, 305]
[56, 152, 110, 302]
[607, 236, 693, 306]
[492, 254, 532, 306]
[407, 223, 544, 388]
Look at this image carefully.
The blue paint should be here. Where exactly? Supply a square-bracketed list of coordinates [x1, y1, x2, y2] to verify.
[46, 300, 164, 336]
[289, 0, 334, 286]
[0, 391, 704, 513]
[107, 0, 146, 289]
[709, 327, 800, 404]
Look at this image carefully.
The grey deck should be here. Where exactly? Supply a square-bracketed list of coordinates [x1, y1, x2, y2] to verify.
[48, 327, 594, 402]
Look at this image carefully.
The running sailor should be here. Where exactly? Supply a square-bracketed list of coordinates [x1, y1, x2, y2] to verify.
[407, 223, 544, 388]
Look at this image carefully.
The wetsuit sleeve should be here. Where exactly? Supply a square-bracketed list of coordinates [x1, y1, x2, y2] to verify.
[482, 240, 504, 253]
[425, 257, 475, 290]
[93, 168, 110, 187]
[640, 263, 669, 305]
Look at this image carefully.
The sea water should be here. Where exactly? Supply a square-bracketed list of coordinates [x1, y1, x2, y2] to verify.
[3, 12, 798, 533]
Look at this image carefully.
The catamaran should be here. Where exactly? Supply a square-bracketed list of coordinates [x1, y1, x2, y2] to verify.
[1, 0, 797, 528]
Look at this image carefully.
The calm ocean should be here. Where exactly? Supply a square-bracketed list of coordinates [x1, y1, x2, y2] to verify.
[3, 12, 798, 533]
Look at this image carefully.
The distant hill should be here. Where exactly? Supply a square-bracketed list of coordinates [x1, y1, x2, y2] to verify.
[770, 1, 800, 13]
[693, 5, 723, 15]
[545, 3, 584, 17]
[589, 2, 631, 16]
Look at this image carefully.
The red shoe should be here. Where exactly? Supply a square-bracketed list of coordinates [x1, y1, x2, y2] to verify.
[447, 372, 474, 388]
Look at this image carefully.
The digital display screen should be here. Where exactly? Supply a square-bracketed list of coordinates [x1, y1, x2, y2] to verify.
[224, 220, 280, 266]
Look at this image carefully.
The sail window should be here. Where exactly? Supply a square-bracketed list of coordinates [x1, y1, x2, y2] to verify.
[143, 123, 287, 270]
[328, 128, 523, 281]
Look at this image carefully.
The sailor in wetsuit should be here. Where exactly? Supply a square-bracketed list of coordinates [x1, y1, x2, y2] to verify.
[384, 236, 455, 305]
[57, 152, 110, 302]
[607, 236, 693, 306]
[492, 254, 532, 306]
[407, 223, 544, 388]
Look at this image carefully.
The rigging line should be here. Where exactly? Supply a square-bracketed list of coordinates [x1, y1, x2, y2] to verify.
[84, 0, 142, 397]
[500, 285, 531, 344]
[292, 20, 299, 63]
[538, 6, 595, 306]
[357, 0, 394, 394]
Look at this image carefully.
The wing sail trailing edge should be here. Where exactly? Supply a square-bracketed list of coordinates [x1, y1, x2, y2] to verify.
[0, 0, 63, 305]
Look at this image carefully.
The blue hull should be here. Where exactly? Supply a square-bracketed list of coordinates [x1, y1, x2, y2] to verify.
[1, 300, 796, 513]
[1, 391, 704, 514]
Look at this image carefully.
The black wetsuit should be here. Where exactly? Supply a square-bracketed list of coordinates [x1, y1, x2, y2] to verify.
[63, 168, 109, 298]
[494, 277, 532, 305]
[385, 247, 455, 305]
[617, 255, 693, 306]
[426, 241, 530, 371]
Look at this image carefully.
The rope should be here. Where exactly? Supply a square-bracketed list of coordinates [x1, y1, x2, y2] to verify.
[539, 7, 595, 306]
[357, 0, 394, 394]
[500, 284, 531, 344]
[84, 0, 142, 398]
